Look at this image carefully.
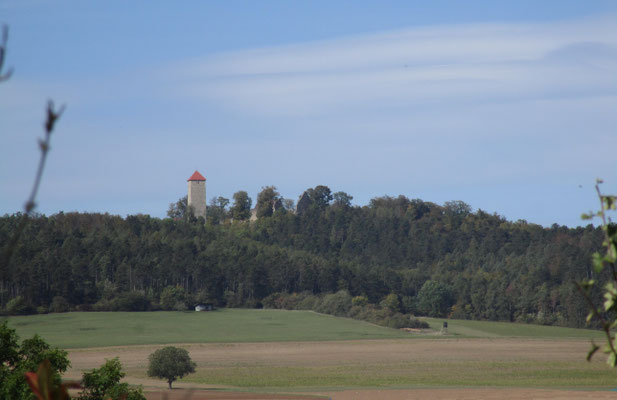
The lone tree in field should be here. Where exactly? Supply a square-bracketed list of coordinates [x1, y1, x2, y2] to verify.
[147, 346, 196, 389]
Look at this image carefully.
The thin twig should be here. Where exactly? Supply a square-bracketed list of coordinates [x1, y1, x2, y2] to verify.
[1, 101, 65, 269]
[595, 183, 617, 282]
[575, 282, 616, 357]
[0, 24, 14, 82]
[581, 181, 617, 365]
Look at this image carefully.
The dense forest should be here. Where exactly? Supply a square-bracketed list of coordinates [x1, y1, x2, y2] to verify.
[0, 185, 605, 328]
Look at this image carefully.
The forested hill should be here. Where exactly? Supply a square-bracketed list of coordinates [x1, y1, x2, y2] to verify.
[0, 193, 603, 328]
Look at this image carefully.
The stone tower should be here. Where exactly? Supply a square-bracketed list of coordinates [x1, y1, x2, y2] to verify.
[187, 170, 206, 219]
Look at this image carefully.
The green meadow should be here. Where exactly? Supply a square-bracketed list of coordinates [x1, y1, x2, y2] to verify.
[3, 310, 605, 349]
[421, 317, 605, 339]
[3, 309, 411, 348]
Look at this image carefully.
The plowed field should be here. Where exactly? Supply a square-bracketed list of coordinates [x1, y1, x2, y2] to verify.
[66, 338, 617, 400]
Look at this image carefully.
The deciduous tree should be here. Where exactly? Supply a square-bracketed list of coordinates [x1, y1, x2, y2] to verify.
[256, 186, 281, 218]
[79, 358, 145, 400]
[147, 347, 196, 389]
[167, 196, 191, 220]
[230, 191, 252, 221]
[207, 196, 229, 225]
[0, 322, 70, 400]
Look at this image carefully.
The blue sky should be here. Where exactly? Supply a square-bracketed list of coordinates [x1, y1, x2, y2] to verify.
[1, 1, 616, 227]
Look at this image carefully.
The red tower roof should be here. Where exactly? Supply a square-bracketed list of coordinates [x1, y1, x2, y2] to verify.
[187, 171, 206, 181]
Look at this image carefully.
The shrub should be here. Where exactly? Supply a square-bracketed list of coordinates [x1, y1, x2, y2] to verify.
[262, 290, 429, 331]
[261, 293, 281, 309]
[160, 286, 187, 311]
[380, 293, 401, 312]
[244, 298, 262, 309]
[297, 294, 318, 310]
[352, 296, 368, 307]
[112, 292, 150, 311]
[386, 313, 409, 329]
[75, 303, 93, 312]
[79, 357, 145, 400]
[50, 296, 70, 313]
[4, 296, 35, 315]
[92, 298, 113, 311]
[316, 290, 352, 316]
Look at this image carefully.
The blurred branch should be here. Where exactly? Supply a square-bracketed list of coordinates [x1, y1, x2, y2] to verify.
[0, 24, 14, 81]
[0, 24, 66, 269]
[579, 180, 617, 366]
[1, 101, 65, 268]
[26, 101, 66, 214]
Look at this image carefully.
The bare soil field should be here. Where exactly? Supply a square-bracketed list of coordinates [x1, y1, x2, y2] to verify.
[143, 390, 326, 399]
[143, 388, 617, 400]
[66, 339, 617, 400]
[317, 388, 617, 400]
[66, 338, 598, 371]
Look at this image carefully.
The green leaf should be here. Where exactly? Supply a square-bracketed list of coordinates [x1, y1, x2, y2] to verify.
[605, 282, 617, 295]
[581, 213, 593, 220]
[607, 352, 616, 367]
[608, 243, 617, 263]
[587, 342, 600, 361]
[579, 279, 595, 289]
[607, 223, 617, 239]
[603, 195, 616, 210]
[587, 311, 595, 324]
[592, 252, 605, 273]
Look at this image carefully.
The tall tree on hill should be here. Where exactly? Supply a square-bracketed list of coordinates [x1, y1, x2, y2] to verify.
[256, 186, 282, 218]
[333, 191, 353, 208]
[207, 196, 229, 225]
[230, 191, 252, 221]
[167, 196, 194, 220]
[307, 185, 333, 210]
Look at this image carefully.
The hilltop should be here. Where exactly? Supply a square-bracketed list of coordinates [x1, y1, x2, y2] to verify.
[0, 190, 603, 328]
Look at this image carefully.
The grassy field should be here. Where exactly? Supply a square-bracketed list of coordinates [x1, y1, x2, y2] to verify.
[3, 309, 412, 348]
[3, 310, 604, 349]
[5, 310, 615, 394]
[422, 317, 605, 339]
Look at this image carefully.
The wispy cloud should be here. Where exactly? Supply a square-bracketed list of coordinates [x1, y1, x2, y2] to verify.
[165, 16, 617, 117]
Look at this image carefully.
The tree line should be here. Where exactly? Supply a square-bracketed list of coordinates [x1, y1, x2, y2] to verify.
[0, 185, 606, 328]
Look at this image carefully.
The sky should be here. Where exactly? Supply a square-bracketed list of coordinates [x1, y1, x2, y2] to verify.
[1, 1, 616, 227]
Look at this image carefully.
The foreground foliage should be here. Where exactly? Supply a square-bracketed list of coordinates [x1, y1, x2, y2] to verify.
[578, 181, 617, 366]
[0, 321, 69, 399]
[25, 360, 78, 400]
[0, 321, 144, 399]
[79, 358, 145, 400]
